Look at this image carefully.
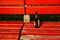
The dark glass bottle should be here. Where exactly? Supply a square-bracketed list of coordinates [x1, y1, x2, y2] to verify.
[34, 12, 40, 28]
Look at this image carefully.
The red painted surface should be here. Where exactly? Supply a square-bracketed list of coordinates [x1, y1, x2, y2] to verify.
[0, 22, 60, 40]
[0, 6, 60, 14]
[26, 6, 60, 14]
[0, 0, 60, 40]
[0, 0, 24, 5]
[0, 7, 24, 14]
[0, 0, 60, 5]
[26, 0, 60, 4]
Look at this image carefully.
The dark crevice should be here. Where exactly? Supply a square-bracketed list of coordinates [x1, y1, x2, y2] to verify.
[0, 14, 60, 21]
[0, 4, 60, 6]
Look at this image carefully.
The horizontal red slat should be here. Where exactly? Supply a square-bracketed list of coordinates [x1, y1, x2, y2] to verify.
[26, 6, 60, 14]
[0, 6, 60, 14]
[0, 39, 18, 40]
[22, 32, 60, 36]
[0, 7, 24, 14]
[0, 34, 18, 39]
[0, 29, 60, 35]
[26, 0, 60, 4]
[0, 22, 60, 40]
[0, 22, 60, 35]
[0, 34, 60, 40]
[0, 22, 60, 29]
[38, 38, 60, 40]
[0, 0, 60, 5]
[0, 0, 24, 5]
